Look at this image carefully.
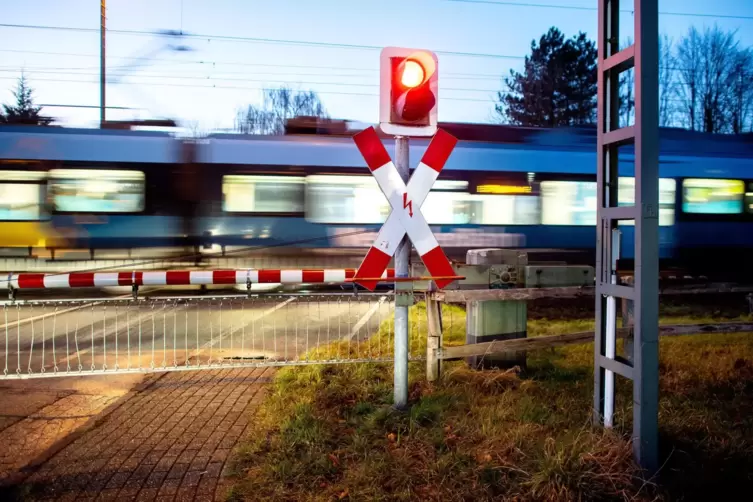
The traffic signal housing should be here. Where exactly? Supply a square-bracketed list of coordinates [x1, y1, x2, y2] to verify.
[380, 47, 438, 136]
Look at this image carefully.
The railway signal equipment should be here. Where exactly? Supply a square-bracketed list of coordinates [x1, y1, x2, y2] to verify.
[380, 47, 439, 136]
[351, 126, 458, 291]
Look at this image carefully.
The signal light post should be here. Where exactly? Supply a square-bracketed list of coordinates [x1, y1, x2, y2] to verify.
[384, 47, 439, 409]
[353, 47, 449, 409]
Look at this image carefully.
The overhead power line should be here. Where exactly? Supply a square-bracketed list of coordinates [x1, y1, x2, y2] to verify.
[39, 104, 136, 109]
[445, 0, 753, 20]
[0, 62, 506, 81]
[0, 23, 524, 60]
[0, 68, 501, 93]
[0, 76, 496, 103]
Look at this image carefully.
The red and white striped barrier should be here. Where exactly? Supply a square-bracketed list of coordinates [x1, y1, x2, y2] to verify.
[5, 269, 396, 290]
[352, 127, 458, 291]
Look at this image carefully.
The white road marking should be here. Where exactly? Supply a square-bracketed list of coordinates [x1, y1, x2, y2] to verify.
[198, 297, 297, 352]
[344, 296, 387, 342]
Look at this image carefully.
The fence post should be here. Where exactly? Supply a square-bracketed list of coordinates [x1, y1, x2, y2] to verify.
[426, 292, 442, 382]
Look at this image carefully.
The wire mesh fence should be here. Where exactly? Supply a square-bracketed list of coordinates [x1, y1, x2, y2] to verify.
[0, 292, 429, 379]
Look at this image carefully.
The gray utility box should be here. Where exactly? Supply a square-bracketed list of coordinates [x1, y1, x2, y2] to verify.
[524, 265, 594, 288]
[465, 249, 528, 370]
[464, 249, 594, 371]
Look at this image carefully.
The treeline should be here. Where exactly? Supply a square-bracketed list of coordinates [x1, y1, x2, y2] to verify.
[497, 25, 753, 134]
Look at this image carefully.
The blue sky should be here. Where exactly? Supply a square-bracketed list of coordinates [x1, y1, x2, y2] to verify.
[1, 0, 752, 131]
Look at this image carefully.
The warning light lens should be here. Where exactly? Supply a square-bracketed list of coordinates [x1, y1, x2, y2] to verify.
[400, 60, 424, 88]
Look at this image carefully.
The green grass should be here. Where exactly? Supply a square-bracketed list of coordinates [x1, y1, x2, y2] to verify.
[225, 300, 753, 501]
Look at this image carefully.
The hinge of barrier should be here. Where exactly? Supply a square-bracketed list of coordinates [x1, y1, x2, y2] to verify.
[395, 280, 415, 307]
[7, 272, 15, 302]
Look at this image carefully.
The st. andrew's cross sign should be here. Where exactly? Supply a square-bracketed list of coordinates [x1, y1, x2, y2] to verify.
[351, 126, 459, 291]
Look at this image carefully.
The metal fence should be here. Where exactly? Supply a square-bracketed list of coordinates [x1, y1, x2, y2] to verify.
[0, 292, 431, 379]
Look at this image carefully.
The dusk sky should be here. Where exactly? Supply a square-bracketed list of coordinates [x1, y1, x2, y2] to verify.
[1, 0, 752, 132]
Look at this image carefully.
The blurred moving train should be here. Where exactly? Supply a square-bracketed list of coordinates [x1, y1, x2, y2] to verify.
[1, 120, 752, 278]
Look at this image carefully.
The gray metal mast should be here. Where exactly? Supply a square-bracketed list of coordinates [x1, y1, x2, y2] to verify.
[593, 0, 660, 472]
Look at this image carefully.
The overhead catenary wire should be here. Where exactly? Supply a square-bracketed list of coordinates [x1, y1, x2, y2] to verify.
[0, 63, 508, 81]
[0, 23, 524, 61]
[444, 0, 753, 20]
[0, 68, 503, 94]
[0, 76, 496, 104]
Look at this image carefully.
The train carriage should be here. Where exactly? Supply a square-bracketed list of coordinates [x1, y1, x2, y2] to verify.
[1, 122, 752, 279]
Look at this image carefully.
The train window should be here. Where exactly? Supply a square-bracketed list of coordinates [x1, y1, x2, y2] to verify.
[618, 178, 676, 226]
[49, 169, 145, 213]
[0, 171, 46, 221]
[745, 183, 753, 213]
[473, 194, 539, 225]
[430, 180, 469, 191]
[223, 175, 304, 213]
[541, 181, 597, 225]
[682, 179, 744, 214]
[305, 175, 480, 224]
[305, 175, 389, 223]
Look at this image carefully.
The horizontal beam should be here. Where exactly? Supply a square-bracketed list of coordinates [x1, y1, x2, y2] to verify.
[603, 45, 635, 73]
[597, 283, 635, 300]
[597, 355, 634, 379]
[601, 205, 635, 221]
[603, 125, 635, 147]
[438, 322, 753, 361]
[432, 285, 753, 303]
[435, 286, 594, 303]
[440, 330, 595, 360]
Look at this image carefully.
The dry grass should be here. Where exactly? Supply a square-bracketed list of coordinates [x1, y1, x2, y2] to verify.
[225, 297, 753, 501]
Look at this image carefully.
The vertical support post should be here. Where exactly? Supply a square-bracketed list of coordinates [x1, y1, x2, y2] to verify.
[393, 135, 410, 408]
[633, 0, 660, 472]
[604, 229, 621, 427]
[426, 291, 442, 382]
[595, 0, 659, 473]
[100, 0, 106, 127]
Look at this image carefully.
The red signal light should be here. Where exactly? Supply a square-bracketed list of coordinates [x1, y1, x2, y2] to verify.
[399, 60, 425, 88]
[380, 47, 438, 136]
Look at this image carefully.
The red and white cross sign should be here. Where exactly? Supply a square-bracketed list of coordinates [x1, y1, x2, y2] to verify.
[351, 126, 458, 291]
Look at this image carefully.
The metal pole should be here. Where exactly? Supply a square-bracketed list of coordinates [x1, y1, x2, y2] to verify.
[594, 0, 659, 473]
[100, 0, 106, 127]
[633, 0, 660, 472]
[394, 135, 410, 409]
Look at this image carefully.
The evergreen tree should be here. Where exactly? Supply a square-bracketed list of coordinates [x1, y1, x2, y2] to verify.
[1, 74, 53, 126]
[496, 27, 597, 127]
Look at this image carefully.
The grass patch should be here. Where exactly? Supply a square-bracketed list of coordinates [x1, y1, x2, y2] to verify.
[226, 301, 753, 501]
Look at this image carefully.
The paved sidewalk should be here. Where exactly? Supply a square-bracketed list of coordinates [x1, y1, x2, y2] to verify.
[0, 374, 146, 485]
[9, 367, 272, 501]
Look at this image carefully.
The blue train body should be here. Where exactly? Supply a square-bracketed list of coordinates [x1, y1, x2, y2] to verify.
[1, 123, 752, 274]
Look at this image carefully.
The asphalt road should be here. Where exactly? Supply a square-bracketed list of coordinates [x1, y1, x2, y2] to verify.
[0, 292, 394, 378]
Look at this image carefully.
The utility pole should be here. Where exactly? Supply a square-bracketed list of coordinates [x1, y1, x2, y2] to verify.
[100, 0, 106, 127]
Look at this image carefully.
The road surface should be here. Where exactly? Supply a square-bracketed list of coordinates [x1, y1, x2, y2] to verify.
[0, 292, 394, 378]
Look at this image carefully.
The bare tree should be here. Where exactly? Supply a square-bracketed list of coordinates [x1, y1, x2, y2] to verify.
[676, 27, 703, 131]
[618, 37, 634, 127]
[659, 35, 678, 127]
[676, 25, 743, 133]
[728, 48, 753, 133]
[236, 86, 327, 135]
